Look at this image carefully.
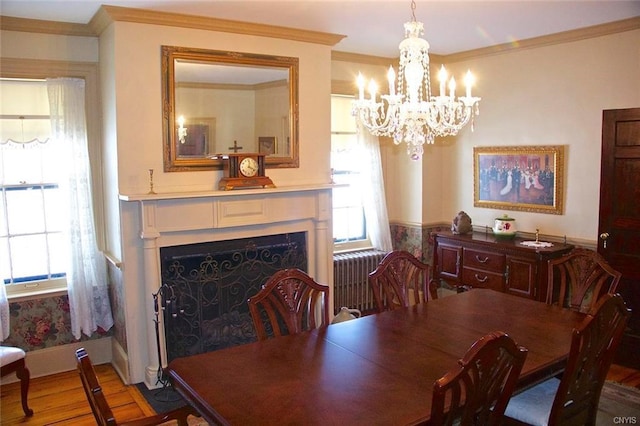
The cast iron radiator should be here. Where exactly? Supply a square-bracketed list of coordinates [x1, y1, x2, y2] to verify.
[333, 250, 387, 315]
[160, 232, 307, 363]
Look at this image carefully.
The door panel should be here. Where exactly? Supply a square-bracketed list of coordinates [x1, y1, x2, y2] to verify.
[599, 108, 640, 368]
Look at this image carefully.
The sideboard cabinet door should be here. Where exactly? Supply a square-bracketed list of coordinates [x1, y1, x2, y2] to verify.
[437, 242, 463, 282]
[505, 256, 537, 299]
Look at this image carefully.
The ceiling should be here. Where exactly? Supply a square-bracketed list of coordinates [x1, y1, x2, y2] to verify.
[1, 0, 639, 57]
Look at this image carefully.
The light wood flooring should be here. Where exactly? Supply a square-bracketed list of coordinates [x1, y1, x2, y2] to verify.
[1, 363, 156, 425]
[1, 363, 640, 425]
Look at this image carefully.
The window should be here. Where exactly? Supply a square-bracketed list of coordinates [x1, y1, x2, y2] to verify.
[0, 79, 67, 296]
[331, 95, 370, 251]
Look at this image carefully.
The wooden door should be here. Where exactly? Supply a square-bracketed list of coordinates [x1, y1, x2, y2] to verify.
[599, 108, 640, 368]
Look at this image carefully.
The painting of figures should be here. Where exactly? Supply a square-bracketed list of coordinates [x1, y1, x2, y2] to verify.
[474, 146, 564, 215]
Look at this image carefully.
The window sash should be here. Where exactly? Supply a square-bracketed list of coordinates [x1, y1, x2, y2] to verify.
[1, 183, 67, 291]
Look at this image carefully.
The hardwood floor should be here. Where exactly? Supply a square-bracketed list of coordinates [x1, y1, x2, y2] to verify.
[1, 363, 156, 425]
[1, 363, 639, 425]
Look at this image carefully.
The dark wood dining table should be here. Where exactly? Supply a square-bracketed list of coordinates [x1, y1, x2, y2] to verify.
[166, 289, 586, 425]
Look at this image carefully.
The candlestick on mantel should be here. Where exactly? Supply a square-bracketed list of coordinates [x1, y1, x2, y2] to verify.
[148, 169, 156, 194]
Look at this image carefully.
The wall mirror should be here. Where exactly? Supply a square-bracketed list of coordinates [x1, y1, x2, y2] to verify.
[162, 45, 299, 171]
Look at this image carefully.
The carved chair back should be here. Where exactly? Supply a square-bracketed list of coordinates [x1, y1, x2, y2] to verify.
[248, 268, 330, 341]
[430, 331, 528, 426]
[76, 348, 197, 426]
[368, 250, 437, 313]
[547, 247, 621, 313]
[548, 293, 631, 424]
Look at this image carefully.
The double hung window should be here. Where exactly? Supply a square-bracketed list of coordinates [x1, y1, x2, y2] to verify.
[331, 95, 370, 251]
[0, 79, 67, 296]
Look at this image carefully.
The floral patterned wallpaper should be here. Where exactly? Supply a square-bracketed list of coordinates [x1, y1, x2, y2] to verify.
[390, 222, 448, 265]
[2, 262, 126, 353]
[2, 293, 111, 351]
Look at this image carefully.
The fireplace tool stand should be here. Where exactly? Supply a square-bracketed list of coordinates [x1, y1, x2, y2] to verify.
[151, 283, 183, 403]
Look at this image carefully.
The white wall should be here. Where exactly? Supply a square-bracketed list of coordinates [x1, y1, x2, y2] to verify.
[332, 29, 640, 243]
[0, 31, 98, 62]
[103, 21, 332, 195]
[444, 29, 640, 243]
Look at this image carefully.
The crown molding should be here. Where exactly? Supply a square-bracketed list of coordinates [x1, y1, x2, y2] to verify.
[0, 5, 345, 47]
[334, 17, 640, 66]
[0, 15, 94, 37]
[331, 51, 395, 66]
[89, 5, 345, 47]
[331, 50, 445, 66]
[446, 16, 640, 63]
[1, 11, 637, 61]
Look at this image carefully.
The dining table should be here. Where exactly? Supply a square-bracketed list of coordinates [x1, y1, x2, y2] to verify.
[166, 288, 586, 425]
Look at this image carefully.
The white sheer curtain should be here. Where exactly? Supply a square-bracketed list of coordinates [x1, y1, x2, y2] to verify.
[356, 123, 393, 252]
[0, 280, 9, 341]
[47, 78, 113, 339]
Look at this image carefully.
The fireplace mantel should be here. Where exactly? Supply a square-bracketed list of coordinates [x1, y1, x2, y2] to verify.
[119, 184, 336, 202]
[119, 184, 334, 387]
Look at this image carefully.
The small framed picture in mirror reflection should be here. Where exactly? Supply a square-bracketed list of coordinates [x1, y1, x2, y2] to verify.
[259, 136, 276, 155]
[176, 117, 216, 157]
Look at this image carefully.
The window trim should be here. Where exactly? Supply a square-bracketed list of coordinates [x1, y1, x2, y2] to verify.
[5, 276, 67, 299]
[1, 59, 104, 298]
[330, 94, 372, 252]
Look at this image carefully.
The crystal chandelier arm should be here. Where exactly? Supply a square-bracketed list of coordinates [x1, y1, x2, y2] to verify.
[352, 96, 402, 136]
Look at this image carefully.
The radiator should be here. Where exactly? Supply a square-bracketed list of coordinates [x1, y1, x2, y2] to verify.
[333, 250, 387, 314]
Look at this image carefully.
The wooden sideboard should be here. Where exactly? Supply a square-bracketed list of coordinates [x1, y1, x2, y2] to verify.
[431, 230, 574, 301]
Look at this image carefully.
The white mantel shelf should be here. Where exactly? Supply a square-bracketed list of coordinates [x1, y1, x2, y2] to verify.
[119, 184, 336, 202]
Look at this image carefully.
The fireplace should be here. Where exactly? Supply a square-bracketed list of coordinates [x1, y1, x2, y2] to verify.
[160, 232, 307, 362]
[120, 185, 333, 387]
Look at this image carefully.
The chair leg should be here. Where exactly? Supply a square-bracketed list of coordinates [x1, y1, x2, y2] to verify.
[15, 360, 34, 417]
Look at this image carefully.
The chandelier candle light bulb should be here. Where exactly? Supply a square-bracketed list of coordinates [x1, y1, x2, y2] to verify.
[177, 115, 187, 144]
[438, 65, 447, 97]
[352, 0, 481, 160]
[464, 70, 474, 98]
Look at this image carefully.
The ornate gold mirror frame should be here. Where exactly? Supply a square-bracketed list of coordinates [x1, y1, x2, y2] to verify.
[162, 45, 299, 171]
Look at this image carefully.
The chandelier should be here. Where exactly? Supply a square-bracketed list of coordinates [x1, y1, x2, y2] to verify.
[352, 0, 481, 160]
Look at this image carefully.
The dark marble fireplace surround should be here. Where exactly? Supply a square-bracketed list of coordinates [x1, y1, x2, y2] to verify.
[160, 232, 307, 362]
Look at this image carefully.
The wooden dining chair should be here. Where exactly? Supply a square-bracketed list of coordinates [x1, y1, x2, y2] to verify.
[75, 348, 199, 426]
[429, 331, 528, 426]
[503, 293, 631, 426]
[546, 247, 621, 313]
[248, 268, 330, 341]
[0, 346, 34, 417]
[368, 250, 437, 313]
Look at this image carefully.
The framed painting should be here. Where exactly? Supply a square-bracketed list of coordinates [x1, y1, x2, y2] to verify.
[258, 136, 276, 155]
[474, 145, 565, 215]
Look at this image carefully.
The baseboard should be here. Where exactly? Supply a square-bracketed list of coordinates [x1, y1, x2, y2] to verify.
[110, 338, 131, 384]
[1, 337, 112, 384]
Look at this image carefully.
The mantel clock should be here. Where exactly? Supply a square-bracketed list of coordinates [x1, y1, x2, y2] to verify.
[211, 153, 275, 190]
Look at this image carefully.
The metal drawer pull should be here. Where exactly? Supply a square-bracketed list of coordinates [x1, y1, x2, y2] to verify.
[474, 274, 488, 283]
[475, 255, 489, 263]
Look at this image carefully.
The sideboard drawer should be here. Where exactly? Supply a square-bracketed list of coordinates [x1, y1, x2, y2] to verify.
[464, 248, 505, 273]
[462, 268, 505, 292]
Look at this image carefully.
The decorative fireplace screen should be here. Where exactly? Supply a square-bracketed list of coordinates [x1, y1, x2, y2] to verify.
[159, 232, 307, 362]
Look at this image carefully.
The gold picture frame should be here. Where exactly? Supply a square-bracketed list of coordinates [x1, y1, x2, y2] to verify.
[474, 145, 565, 215]
[258, 136, 276, 155]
